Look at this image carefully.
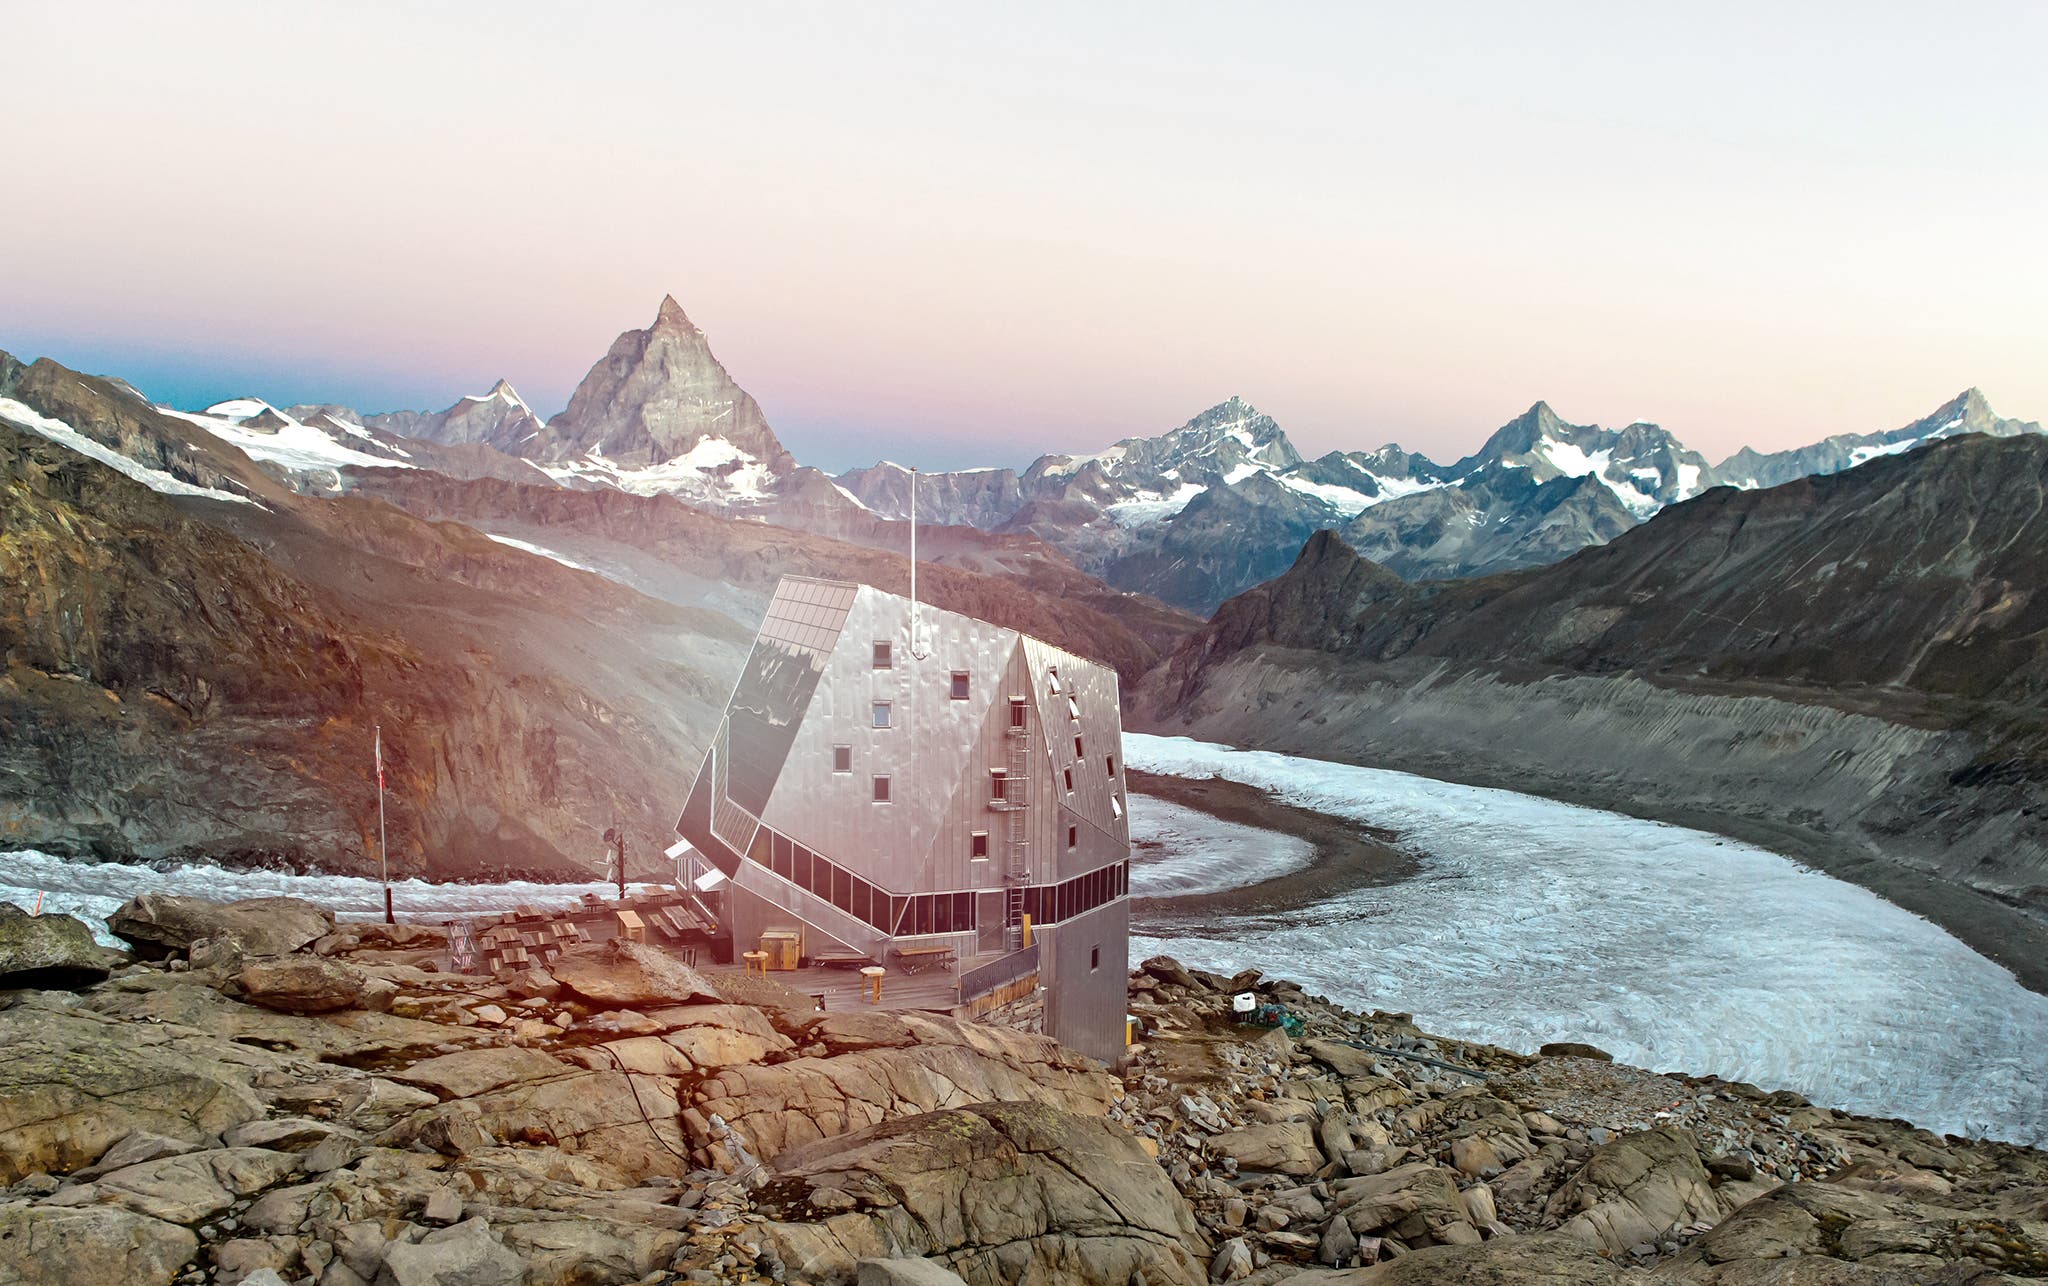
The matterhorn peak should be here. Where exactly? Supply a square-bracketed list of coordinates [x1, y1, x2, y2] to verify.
[652, 294, 699, 334]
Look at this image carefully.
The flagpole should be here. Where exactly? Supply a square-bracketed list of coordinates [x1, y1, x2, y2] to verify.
[376, 723, 392, 924]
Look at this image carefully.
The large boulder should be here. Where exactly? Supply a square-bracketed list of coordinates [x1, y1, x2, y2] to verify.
[378, 1216, 524, 1286]
[1332, 1162, 1479, 1246]
[232, 956, 366, 1012]
[855, 1260, 971, 1286]
[687, 1012, 1119, 1162]
[1280, 1232, 1625, 1284]
[1209, 1120, 1324, 1176]
[106, 894, 331, 959]
[1543, 1126, 1727, 1254]
[390, 1047, 575, 1100]
[76, 1146, 304, 1224]
[0, 905, 111, 989]
[0, 999, 266, 1183]
[548, 938, 720, 1009]
[0, 1204, 198, 1285]
[757, 1101, 1209, 1285]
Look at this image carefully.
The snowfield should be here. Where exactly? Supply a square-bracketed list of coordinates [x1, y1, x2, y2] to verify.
[1123, 734, 2048, 1147]
[482, 531, 602, 573]
[160, 401, 412, 475]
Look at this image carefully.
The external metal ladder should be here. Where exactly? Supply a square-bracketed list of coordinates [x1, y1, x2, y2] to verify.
[995, 701, 1032, 950]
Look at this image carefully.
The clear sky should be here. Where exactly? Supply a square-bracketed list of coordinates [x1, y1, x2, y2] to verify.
[4, 2, 2043, 472]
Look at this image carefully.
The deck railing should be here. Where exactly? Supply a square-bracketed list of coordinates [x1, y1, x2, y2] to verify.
[957, 941, 1040, 1004]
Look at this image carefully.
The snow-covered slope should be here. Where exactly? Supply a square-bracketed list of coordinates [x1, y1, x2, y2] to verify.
[160, 397, 416, 486]
[0, 398, 258, 505]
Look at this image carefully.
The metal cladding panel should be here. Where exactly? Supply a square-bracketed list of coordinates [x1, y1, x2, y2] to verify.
[916, 641, 1039, 888]
[724, 578, 852, 815]
[758, 584, 1025, 894]
[1020, 636, 1129, 881]
[1056, 801, 1129, 874]
[676, 763, 744, 878]
[1041, 897, 1130, 1064]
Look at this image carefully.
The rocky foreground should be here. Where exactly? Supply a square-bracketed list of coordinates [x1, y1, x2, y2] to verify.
[1, 898, 2044, 1285]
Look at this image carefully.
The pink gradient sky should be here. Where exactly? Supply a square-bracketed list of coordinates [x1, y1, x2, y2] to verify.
[5, 3, 2045, 471]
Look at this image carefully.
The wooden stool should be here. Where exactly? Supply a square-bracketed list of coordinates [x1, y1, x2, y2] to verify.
[742, 950, 769, 977]
[860, 965, 886, 1004]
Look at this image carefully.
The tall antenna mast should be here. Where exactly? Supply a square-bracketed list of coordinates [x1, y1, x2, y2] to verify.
[908, 467, 930, 659]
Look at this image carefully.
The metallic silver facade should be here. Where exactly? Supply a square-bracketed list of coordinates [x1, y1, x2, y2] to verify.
[677, 575, 1132, 1061]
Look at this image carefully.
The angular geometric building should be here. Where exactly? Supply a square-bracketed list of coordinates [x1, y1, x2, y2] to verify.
[675, 575, 1131, 1062]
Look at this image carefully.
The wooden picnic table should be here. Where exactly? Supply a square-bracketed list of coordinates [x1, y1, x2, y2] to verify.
[891, 945, 955, 975]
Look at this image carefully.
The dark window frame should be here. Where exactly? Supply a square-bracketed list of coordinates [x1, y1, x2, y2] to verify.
[950, 671, 970, 700]
[873, 641, 892, 669]
[832, 744, 852, 773]
[872, 774, 891, 803]
[872, 701, 892, 729]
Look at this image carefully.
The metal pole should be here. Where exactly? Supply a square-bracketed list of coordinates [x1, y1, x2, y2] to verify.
[377, 722, 392, 923]
[617, 824, 627, 904]
[907, 467, 918, 656]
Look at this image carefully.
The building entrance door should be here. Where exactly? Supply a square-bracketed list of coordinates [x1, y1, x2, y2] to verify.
[977, 891, 1007, 954]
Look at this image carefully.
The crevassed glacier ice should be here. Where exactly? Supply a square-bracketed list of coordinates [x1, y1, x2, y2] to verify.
[1125, 733, 2048, 1148]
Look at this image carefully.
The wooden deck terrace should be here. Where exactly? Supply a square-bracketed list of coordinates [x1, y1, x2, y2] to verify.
[689, 953, 1009, 1015]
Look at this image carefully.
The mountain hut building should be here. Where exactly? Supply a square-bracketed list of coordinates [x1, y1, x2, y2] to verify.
[674, 575, 1131, 1062]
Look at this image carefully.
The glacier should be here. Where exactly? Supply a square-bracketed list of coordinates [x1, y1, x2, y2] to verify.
[1124, 733, 2048, 1148]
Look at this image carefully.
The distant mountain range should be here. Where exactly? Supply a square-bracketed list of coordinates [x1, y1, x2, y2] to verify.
[90, 294, 2041, 614]
[842, 388, 2041, 612]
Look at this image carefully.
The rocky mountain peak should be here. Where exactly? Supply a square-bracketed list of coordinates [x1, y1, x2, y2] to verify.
[537, 297, 793, 471]
[651, 293, 700, 335]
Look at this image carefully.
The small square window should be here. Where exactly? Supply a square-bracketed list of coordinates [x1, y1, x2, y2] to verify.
[872, 774, 891, 802]
[872, 702, 891, 729]
[873, 641, 892, 669]
[970, 831, 989, 858]
[1066, 824, 1077, 850]
[990, 769, 1008, 801]
[832, 745, 852, 773]
[1090, 945, 1099, 971]
[1063, 767, 1074, 792]
[950, 671, 970, 700]
[1008, 697, 1028, 728]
